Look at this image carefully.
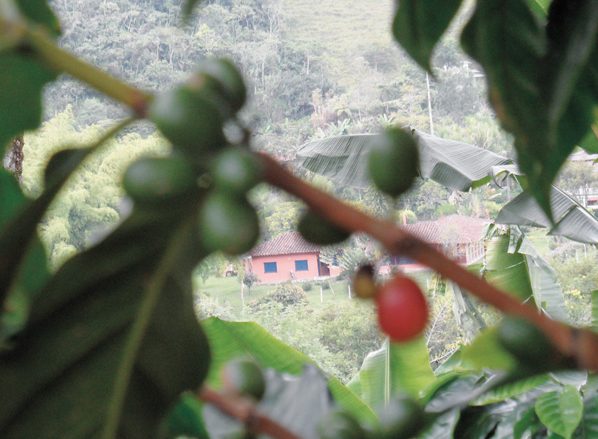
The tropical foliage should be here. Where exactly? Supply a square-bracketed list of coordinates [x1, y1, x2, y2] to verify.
[0, 0, 597, 438]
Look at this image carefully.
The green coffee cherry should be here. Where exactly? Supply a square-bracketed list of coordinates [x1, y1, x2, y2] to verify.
[377, 396, 425, 439]
[211, 146, 263, 194]
[368, 127, 419, 197]
[222, 359, 266, 401]
[198, 191, 259, 255]
[122, 156, 198, 205]
[497, 316, 558, 367]
[297, 210, 350, 245]
[195, 57, 247, 113]
[317, 409, 365, 439]
[148, 85, 226, 156]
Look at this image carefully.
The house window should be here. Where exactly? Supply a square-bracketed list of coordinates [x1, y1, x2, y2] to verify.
[264, 262, 278, 273]
[295, 260, 308, 271]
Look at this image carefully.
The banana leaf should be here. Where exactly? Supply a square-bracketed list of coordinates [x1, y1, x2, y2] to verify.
[200, 317, 376, 424]
[347, 338, 435, 409]
[484, 228, 568, 322]
[496, 186, 598, 244]
[295, 130, 598, 244]
[294, 129, 511, 191]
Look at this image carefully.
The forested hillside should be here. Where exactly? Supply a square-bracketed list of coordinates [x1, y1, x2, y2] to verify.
[34, 0, 517, 255]
[45, 0, 508, 153]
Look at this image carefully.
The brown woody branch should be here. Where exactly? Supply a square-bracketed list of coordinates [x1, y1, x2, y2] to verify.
[260, 154, 598, 371]
[198, 387, 301, 439]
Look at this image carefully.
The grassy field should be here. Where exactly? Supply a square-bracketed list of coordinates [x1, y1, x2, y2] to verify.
[196, 269, 433, 316]
[195, 276, 355, 315]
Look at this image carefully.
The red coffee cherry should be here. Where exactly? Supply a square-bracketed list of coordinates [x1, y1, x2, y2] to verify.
[376, 275, 428, 342]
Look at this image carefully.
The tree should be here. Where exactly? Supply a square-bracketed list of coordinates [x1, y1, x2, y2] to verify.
[0, 0, 597, 438]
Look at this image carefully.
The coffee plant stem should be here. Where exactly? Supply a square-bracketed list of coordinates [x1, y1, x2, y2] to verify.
[24, 25, 151, 116]
[199, 387, 301, 439]
[260, 153, 598, 370]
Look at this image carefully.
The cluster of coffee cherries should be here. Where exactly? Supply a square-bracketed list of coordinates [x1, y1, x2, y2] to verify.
[122, 58, 263, 256]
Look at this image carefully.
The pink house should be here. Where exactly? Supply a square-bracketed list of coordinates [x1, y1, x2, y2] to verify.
[247, 231, 340, 283]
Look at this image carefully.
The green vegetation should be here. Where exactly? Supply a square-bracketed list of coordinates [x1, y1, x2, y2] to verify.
[1, 0, 597, 437]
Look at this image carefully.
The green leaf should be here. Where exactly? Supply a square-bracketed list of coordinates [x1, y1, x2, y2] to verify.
[550, 370, 587, 388]
[472, 374, 549, 406]
[496, 186, 598, 244]
[418, 409, 460, 439]
[514, 406, 545, 439]
[15, 0, 61, 36]
[543, 0, 598, 150]
[0, 54, 57, 152]
[577, 395, 598, 438]
[0, 211, 210, 438]
[0, 168, 26, 226]
[535, 385, 583, 438]
[425, 373, 483, 413]
[294, 130, 510, 191]
[527, 0, 551, 16]
[579, 125, 598, 153]
[391, 0, 463, 72]
[203, 365, 337, 439]
[461, 0, 556, 219]
[200, 317, 376, 424]
[461, 328, 517, 372]
[162, 392, 209, 439]
[484, 229, 568, 321]
[591, 290, 598, 333]
[348, 338, 435, 409]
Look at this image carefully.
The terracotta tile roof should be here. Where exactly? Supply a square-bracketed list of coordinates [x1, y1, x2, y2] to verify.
[251, 231, 321, 257]
[402, 215, 489, 244]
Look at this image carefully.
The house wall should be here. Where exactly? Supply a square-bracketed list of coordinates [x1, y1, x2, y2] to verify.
[249, 252, 321, 283]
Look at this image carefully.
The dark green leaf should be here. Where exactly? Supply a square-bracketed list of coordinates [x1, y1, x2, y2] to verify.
[200, 317, 376, 424]
[535, 385, 583, 438]
[579, 126, 598, 153]
[161, 392, 209, 439]
[513, 406, 544, 439]
[418, 409, 460, 439]
[543, 0, 598, 145]
[576, 394, 598, 438]
[392, 0, 463, 72]
[0, 54, 57, 152]
[0, 168, 26, 226]
[15, 0, 61, 36]
[461, 328, 517, 372]
[0, 212, 210, 438]
[472, 374, 549, 406]
[461, 0, 556, 218]
[425, 373, 483, 413]
[496, 186, 598, 244]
